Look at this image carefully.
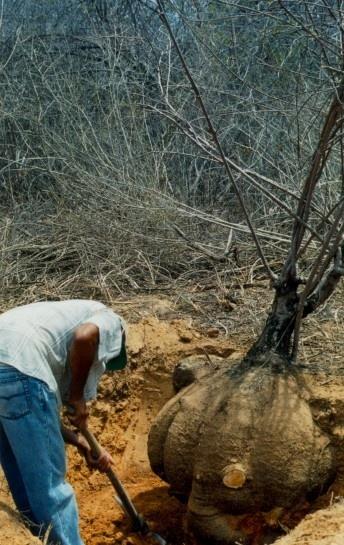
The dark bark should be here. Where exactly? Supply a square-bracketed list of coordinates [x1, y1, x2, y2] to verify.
[246, 246, 344, 364]
[304, 244, 344, 316]
[246, 278, 300, 361]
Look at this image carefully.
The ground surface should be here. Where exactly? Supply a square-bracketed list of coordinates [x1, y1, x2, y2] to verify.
[1, 282, 344, 545]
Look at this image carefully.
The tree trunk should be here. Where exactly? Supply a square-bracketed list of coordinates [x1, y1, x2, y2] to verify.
[246, 280, 299, 362]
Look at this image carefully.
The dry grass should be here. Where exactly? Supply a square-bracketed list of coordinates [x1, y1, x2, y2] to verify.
[0, 23, 341, 312]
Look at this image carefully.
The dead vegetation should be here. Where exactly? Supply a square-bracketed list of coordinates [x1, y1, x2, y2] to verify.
[1, 2, 341, 309]
[1, 2, 344, 545]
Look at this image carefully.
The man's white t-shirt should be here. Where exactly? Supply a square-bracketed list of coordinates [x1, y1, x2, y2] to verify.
[0, 300, 123, 405]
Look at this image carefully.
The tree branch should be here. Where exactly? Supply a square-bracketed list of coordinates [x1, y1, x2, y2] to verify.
[171, 223, 233, 262]
[304, 243, 344, 316]
[282, 82, 344, 284]
[157, 0, 277, 282]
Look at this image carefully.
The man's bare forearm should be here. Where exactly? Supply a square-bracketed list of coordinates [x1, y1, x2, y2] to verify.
[68, 323, 99, 402]
[60, 423, 80, 447]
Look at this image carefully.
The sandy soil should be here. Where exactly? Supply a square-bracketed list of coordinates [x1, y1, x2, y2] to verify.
[275, 502, 344, 545]
[0, 501, 42, 545]
[1, 288, 344, 545]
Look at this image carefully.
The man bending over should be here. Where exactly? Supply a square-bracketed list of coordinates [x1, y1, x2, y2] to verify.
[0, 299, 127, 545]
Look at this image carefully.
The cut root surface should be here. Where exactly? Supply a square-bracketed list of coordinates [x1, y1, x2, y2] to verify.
[1, 312, 344, 545]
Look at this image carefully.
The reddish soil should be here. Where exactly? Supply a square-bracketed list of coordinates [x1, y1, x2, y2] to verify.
[1, 287, 344, 545]
[74, 315, 240, 545]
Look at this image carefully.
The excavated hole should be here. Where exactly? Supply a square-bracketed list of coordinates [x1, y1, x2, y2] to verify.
[1, 315, 344, 545]
[70, 371, 187, 545]
[68, 364, 344, 545]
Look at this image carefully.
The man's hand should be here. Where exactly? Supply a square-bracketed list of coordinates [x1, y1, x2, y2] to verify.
[76, 434, 114, 472]
[67, 399, 89, 431]
[61, 424, 114, 472]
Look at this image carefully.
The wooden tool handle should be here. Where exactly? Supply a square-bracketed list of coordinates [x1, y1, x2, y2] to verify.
[80, 428, 147, 532]
[80, 427, 102, 459]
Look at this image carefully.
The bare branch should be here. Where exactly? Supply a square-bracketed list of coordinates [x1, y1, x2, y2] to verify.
[298, 197, 344, 259]
[291, 199, 344, 360]
[304, 243, 344, 316]
[224, 229, 233, 256]
[282, 83, 344, 282]
[157, 0, 277, 282]
[278, 0, 339, 57]
[171, 223, 233, 262]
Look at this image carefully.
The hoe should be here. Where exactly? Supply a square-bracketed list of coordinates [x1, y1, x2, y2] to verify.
[82, 428, 167, 545]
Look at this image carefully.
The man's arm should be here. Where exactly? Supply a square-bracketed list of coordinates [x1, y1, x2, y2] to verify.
[61, 423, 82, 447]
[61, 423, 114, 472]
[67, 322, 99, 430]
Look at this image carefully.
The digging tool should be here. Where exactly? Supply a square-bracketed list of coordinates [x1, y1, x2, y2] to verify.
[81, 428, 168, 545]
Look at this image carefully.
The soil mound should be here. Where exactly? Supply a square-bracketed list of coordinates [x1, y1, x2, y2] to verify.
[0, 501, 41, 545]
[275, 502, 344, 545]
